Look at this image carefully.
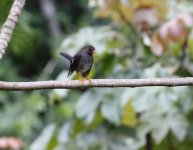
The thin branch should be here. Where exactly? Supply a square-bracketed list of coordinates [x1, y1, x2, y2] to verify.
[0, 78, 193, 90]
[0, 0, 26, 59]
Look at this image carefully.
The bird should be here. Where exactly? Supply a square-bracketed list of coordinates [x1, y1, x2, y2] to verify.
[60, 45, 95, 83]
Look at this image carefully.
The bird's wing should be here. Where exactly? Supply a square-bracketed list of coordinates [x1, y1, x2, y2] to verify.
[67, 54, 81, 77]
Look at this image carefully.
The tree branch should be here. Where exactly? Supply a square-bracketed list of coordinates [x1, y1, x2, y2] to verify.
[0, 0, 26, 59]
[0, 78, 193, 90]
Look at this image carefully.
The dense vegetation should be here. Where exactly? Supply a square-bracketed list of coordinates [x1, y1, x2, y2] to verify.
[1, 0, 193, 149]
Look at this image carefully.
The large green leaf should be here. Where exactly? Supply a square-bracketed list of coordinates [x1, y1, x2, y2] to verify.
[101, 98, 121, 125]
[121, 101, 137, 127]
[57, 26, 128, 56]
[30, 124, 57, 150]
[75, 89, 104, 124]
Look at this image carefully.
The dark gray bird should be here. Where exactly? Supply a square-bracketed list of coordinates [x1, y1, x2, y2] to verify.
[60, 45, 95, 83]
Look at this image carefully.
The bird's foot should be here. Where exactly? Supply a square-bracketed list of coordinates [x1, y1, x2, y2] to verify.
[77, 73, 84, 84]
[80, 80, 84, 84]
[86, 76, 92, 84]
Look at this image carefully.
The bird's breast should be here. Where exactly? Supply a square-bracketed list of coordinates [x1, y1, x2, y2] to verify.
[76, 55, 93, 73]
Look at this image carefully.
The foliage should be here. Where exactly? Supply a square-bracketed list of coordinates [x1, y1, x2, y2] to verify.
[1, 0, 193, 150]
[0, 0, 13, 25]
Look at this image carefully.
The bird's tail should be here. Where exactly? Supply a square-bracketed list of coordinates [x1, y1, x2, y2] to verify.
[59, 52, 73, 61]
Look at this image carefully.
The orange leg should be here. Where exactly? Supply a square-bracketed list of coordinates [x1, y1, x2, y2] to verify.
[86, 75, 92, 84]
[77, 73, 84, 84]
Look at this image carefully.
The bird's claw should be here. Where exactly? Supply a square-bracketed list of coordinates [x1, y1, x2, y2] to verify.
[86, 76, 92, 84]
[77, 73, 92, 85]
[79, 79, 84, 84]
[77, 73, 84, 84]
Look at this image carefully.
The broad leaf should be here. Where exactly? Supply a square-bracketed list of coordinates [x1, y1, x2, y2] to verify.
[30, 124, 57, 150]
[101, 98, 121, 125]
[121, 101, 137, 127]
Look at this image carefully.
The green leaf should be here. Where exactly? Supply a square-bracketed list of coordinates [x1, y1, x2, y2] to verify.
[10, 11, 43, 60]
[71, 119, 86, 138]
[169, 111, 188, 141]
[53, 70, 71, 97]
[58, 121, 73, 143]
[76, 89, 103, 124]
[30, 124, 57, 150]
[0, 0, 13, 25]
[71, 111, 103, 138]
[188, 36, 193, 59]
[58, 26, 128, 56]
[121, 101, 137, 127]
[96, 53, 116, 75]
[139, 107, 188, 144]
[101, 98, 121, 125]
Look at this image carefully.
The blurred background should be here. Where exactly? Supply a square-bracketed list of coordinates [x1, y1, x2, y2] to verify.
[1, 0, 193, 149]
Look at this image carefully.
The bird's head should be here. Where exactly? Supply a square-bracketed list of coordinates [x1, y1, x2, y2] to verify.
[86, 45, 96, 55]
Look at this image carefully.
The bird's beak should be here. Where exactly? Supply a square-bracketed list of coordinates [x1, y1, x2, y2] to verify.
[92, 50, 96, 54]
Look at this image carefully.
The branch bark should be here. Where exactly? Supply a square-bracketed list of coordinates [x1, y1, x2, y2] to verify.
[0, 78, 193, 90]
[0, 0, 26, 59]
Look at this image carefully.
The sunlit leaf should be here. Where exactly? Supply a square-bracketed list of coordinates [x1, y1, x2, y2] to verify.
[30, 124, 57, 150]
[58, 26, 128, 56]
[121, 101, 137, 127]
[71, 120, 86, 138]
[101, 98, 121, 125]
[53, 70, 71, 97]
[76, 89, 104, 124]
[58, 121, 72, 144]
[169, 112, 188, 141]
